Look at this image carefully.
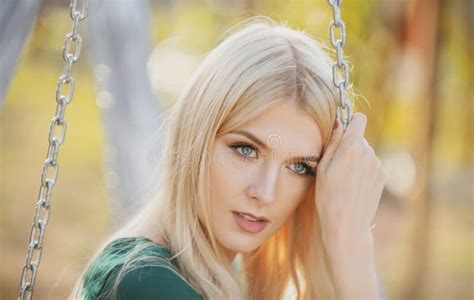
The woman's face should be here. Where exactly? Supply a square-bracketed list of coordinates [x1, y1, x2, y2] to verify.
[208, 101, 323, 262]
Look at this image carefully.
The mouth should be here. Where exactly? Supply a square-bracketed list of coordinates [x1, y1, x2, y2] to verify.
[232, 211, 269, 233]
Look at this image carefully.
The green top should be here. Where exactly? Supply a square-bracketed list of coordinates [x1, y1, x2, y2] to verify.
[79, 236, 204, 300]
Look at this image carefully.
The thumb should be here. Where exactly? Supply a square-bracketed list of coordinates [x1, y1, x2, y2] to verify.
[318, 117, 344, 171]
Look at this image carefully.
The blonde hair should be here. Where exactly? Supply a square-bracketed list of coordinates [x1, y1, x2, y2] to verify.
[70, 15, 355, 300]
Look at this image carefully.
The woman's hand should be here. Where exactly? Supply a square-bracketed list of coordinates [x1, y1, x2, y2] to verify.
[314, 112, 387, 299]
[315, 112, 386, 248]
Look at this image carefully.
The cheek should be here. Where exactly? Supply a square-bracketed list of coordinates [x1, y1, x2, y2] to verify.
[272, 184, 311, 224]
[209, 147, 245, 206]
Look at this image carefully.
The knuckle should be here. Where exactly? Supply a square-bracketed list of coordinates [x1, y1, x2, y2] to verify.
[354, 112, 367, 124]
[376, 159, 388, 181]
[364, 143, 375, 156]
[361, 142, 373, 156]
[356, 147, 366, 156]
[360, 146, 371, 158]
[361, 138, 376, 157]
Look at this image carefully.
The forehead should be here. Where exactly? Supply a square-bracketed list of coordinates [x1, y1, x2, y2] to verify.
[236, 102, 322, 153]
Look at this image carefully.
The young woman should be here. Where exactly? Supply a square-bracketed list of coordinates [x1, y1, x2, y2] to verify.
[71, 16, 386, 300]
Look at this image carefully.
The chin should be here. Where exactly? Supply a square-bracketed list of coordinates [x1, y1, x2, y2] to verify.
[224, 241, 260, 254]
[217, 231, 265, 254]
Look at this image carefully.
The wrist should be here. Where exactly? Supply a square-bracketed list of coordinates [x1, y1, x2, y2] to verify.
[323, 228, 374, 255]
[323, 234, 380, 300]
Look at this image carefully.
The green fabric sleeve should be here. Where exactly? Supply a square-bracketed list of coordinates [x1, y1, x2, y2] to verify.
[80, 237, 204, 300]
[115, 264, 204, 300]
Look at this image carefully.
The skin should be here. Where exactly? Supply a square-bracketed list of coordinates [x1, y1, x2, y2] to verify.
[208, 101, 323, 263]
[316, 113, 386, 299]
[206, 101, 385, 299]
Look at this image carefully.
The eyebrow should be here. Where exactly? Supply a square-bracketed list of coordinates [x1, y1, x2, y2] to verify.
[228, 129, 321, 163]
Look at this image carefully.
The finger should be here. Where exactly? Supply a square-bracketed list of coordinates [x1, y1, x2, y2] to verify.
[362, 138, 374, 155]
[362, 138, 369, 147]
[340, 112, 367, 146]
[318, 117, 344, 171]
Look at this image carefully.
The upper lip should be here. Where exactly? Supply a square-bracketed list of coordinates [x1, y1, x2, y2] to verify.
[234, 211, 270, 222]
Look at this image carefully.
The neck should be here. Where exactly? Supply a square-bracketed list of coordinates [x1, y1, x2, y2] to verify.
[222, 247, 238, 265]
[212, 237, 237, 265]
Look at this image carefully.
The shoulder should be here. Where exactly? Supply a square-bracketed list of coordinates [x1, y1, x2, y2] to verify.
[81, 236, 203, 300]
[115, 264, 204, 299]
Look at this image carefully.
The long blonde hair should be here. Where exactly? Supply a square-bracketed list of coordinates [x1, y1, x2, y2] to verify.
[71, 15, 354, 300]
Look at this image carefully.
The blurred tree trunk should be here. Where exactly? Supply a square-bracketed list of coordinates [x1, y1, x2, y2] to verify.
[401, 0, 440, 298]
[0, 0, 42, 109]
[86, 0, 165, 227]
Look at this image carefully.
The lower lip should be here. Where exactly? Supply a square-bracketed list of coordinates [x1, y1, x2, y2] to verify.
[232, 212, 268, 233]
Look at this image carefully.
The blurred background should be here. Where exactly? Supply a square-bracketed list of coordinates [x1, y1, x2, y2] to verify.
[1, 0, 472, 299]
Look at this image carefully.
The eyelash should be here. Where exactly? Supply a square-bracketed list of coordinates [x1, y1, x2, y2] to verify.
[229, 142, 316, 177]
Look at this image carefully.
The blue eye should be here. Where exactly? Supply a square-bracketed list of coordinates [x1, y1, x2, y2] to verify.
[288, 162, 316, 177]
[230, 143, 257, 159]
[290, 163, 306, 174]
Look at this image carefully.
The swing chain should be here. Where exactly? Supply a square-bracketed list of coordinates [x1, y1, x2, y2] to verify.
[18, 1, 89, 299]
[328, 0, 353, 131]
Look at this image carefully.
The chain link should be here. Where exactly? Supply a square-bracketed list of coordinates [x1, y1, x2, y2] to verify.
[328, 0, 353, 131]
[18, 1, 89, 299]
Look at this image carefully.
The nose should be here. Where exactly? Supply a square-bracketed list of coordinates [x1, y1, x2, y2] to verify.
[246, 162, 279, 204]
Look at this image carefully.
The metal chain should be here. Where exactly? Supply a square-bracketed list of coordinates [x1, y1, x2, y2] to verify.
[18, 1, 89, 299]
[328, 0, 353, 131]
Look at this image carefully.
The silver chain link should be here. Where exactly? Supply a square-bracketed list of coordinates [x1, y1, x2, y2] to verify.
[328, 0, 353, 131]
[18, 1, 89, 299]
